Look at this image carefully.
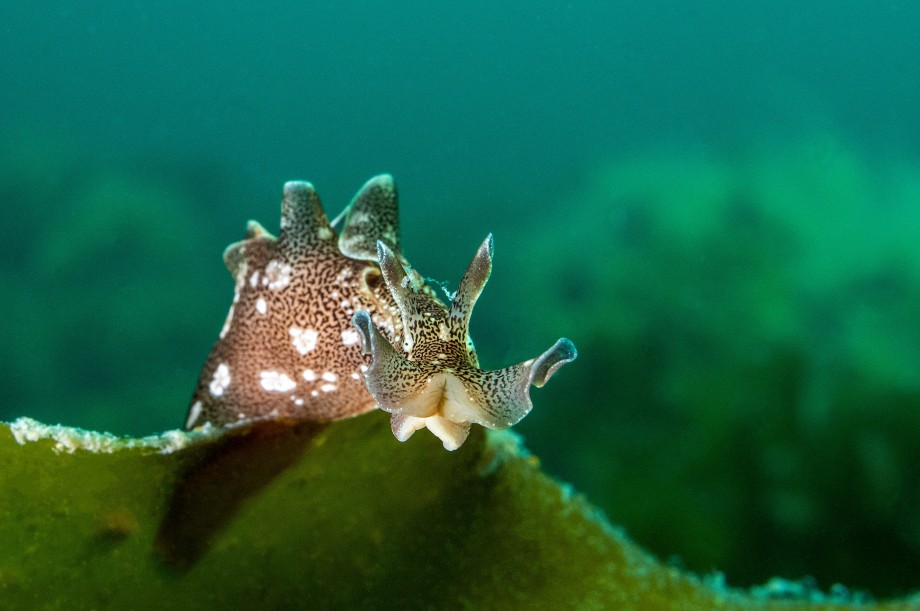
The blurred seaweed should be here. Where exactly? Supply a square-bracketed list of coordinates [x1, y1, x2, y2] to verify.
[0, 133, 251, 433]
[495, 136, 920, 596]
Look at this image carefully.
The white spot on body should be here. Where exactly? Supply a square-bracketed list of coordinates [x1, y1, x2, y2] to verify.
[263, 260, 292, 290]
[303, 369, 317, 382]
[232, 263, 247, 304]
[220, 305, 235, 339]
[249, 271, 260, 288]
[260, 370, 297, 392]
[256, 297, 267, 315]
[317, 226, 334, 240]
[351, 372, 361, 380]
[320, 383, 337, 393]
[311, 390, 319, 397]
[438, 323, 450, 342]
[209, 363, 231, 397]
[322, 371, 338, 382]
[341, 329, 360, 346]
[186, 401, 203, 429]
[290, 327, 319, 355]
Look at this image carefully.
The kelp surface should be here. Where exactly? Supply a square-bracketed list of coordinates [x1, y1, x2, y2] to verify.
[2, 413, 917, 609]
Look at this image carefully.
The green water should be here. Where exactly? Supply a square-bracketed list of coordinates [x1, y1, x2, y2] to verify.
[1, 1, 918, 600]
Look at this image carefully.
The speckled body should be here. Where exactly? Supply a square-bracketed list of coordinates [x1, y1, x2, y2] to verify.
[186, 177, 415, 428]
[187, 175, 576, 451]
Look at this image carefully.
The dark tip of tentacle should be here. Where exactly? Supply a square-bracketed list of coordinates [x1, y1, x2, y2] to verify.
[530, 338, 578, 388]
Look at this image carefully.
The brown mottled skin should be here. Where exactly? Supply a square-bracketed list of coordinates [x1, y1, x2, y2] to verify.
[187, 175, 576, 451]
[186, 176, 422, 428]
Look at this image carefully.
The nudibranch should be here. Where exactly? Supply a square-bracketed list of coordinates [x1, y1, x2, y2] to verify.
[186, 175, 576, 450]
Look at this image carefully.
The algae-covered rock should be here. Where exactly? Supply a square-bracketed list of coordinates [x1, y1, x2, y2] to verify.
[1, 414, 917, 609]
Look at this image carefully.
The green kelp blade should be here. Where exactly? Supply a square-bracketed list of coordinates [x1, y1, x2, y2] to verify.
[1, 414, 918, 609]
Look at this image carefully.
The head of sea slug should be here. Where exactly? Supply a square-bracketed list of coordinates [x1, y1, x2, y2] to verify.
[352, 235, 577, 451]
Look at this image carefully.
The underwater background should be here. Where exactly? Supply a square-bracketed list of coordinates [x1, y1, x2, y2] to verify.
[1, 1, 918, 599]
